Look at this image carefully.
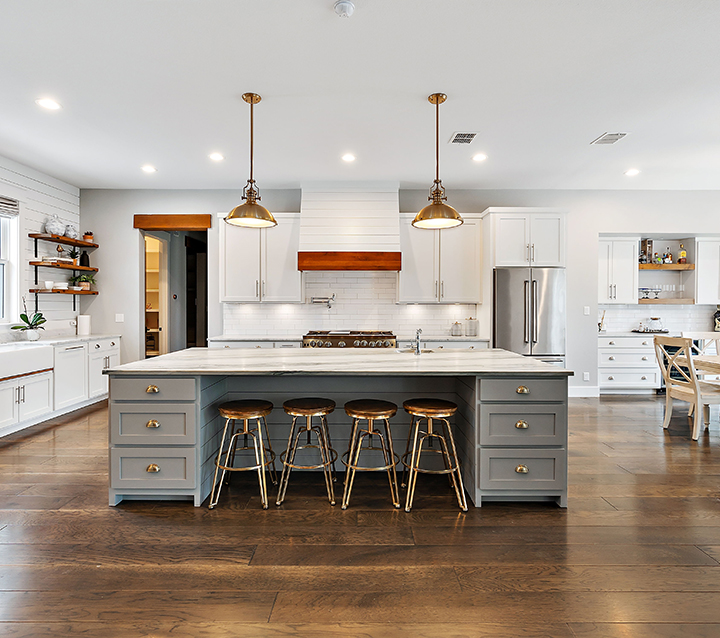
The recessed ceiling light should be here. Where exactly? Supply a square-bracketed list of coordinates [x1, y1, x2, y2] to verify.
[142, 165, 157, 173]
[35, 98, 61, 110]
[209, 152, 224, 162]
[472, 153, 488, 162]
[342, 153, 356, 162]
[625, 168, 640, 176]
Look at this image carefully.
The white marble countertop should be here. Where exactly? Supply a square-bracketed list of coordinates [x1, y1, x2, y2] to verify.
[207, 334, 490, 343]
[107, 347, 572, 377]
[0, 334, 121, 349]
[598, 331, 678, 338]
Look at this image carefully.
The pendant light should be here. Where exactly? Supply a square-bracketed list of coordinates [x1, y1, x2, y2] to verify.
[412, 93, 463, 229]
[225, 93, 277, 228]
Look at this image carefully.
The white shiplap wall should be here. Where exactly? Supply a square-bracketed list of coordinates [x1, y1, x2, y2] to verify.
[0, 155, 80, 342]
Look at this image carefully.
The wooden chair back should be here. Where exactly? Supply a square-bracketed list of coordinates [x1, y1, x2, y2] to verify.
[653, 336, 700, 397]
[681, 331, 720, 356]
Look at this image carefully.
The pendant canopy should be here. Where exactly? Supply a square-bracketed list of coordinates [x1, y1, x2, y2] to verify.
[225, 93, 277, 229]
[412, 93, 463, 230]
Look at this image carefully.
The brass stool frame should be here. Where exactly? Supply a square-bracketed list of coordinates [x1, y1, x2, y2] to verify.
[341, 414, 400, 510]
[276, 411, 338, 506]
[209, 414, 277, 510]
[401, 414, 468, 513]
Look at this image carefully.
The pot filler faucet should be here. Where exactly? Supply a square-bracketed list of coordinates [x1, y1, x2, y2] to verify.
[415, 328, 422, 355]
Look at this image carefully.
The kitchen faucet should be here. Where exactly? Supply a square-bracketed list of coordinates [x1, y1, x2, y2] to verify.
[415, 328, 422, 355]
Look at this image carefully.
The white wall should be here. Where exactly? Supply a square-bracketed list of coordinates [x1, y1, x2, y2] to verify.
[0, 155, 80, 343]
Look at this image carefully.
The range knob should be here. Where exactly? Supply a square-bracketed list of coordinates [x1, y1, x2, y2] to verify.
[338, 341, 346, 348]
[324, 341, 332, 347]
[369, 341, 376, 347]
[353, 340, 360, 347]
[361, 340, 368, 347]
[384, 340, 391, 347]
[310, 340, 316, 347]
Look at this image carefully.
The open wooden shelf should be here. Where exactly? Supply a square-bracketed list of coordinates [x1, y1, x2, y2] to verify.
[29, 289, 98, 296]
[639, 263, 695, 270]
[638, 297, 694, 305]
[29, 261, 98, 272]
[29, 233, 99, 249]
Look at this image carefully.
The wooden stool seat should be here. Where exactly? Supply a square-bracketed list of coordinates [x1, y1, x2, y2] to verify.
[344, 399, 397, 420]
[219, 399, 273, 420]
[403, 398, 458, 418]
[283, 397, 336, 417]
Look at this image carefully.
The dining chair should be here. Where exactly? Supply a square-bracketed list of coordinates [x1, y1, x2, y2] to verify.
[654, 336, 720, 440]
[681, 331, 720, 422]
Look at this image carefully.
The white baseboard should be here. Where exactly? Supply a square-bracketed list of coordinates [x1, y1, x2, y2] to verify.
[568, 386, 600, 398]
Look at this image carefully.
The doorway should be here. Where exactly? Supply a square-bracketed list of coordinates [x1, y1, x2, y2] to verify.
[144, 235, 168, 358]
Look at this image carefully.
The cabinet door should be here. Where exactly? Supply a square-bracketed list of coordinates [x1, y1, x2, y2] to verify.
[262, 214, 303, 302]
[696, 239, 720, 305]
[19, 372, 53, 422]
[598, 240, 614, 303]
[219, 223, 261, 302]
[439, 220, 481, 303]
[88, 352, 107, 398]
[494, 214, 530, 266]
[54, 344, 88, 410]
[530, 214, 565, 266]
[397, 216, 439, 303]
[611, 240, 639, 304]
[0, 379, 19, 430]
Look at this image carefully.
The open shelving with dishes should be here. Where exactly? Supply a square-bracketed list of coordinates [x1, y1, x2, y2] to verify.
[637, 237, 696, 305]
[28, 233, 99, 311]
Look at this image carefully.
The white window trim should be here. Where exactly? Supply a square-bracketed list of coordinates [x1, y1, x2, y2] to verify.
[0, 211, 19, 325]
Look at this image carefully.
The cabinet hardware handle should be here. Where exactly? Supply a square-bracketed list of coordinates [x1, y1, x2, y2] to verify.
[262, 280, 266, 296]
[515, 464, 529, 474]
[642, 341, 648, 346]
[515, 420, 529, 429]
[516, 385, 530, 394]
[65, 345, 84, 351]
[15, 387, 21, 404]
[609, 356, 615, 360]
[146, 385, 160, 394]
[609, 341, 615, 345]
[146, 420, 161, 428]
[641, 376, 647, 380]
[95, 343, 101, 349]
[642, 356, 648, 361]
[20, 385, 25, 403]
[527, 244, 530, 262]
[608, 376, 614, 380]
[146, 464, 160, 473]
[435, 280, 438, 297]
[441, 281, 444, 298]
[111, 342, 116, 347]
[531, 243, 535, 262]
[255, 280, 259, 298]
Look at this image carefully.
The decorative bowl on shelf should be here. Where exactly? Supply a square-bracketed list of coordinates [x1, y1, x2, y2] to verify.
[70, 286, 82, 291]
[53, 283, 69, 290]
[44, 214, 65, 236]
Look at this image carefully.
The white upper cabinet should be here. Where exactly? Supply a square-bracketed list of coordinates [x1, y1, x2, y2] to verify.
[397, 214, 481, 304]
[598, 238, 638, 304]
[220, 213, 303, 303]
[491, 211, 565, 267]
[695, 238, 720, 305]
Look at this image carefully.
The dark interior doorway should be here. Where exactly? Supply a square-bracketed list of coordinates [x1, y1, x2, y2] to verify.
[185, 235, 207, 348]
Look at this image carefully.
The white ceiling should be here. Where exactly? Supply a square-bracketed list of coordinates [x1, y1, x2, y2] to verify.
[2, 0, 720, 191]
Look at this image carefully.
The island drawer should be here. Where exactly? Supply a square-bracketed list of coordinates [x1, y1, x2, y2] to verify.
[479, 378, 565, 403]
[110, 447, 196, 488]
[479, 403, 566, 446]
[479, 448, 566, 491]
[110, 377, 196, 402]
[110, 403, 196, 445]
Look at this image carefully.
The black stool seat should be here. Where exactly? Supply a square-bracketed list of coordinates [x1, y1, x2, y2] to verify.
[403, 398, 457, 418]
[344, 399, 397, 420]
[283, 397, 335, 417]
[219, 399, 273, 420]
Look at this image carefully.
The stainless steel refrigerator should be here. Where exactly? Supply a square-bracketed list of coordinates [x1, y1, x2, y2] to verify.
[493, 267, 566, 362]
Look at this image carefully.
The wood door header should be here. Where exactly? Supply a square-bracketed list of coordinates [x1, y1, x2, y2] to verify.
[134, 214, 212, 231]
[297, 251, 402, 271]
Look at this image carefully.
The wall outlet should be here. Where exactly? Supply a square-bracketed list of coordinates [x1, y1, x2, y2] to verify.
[583, 306, 590, 316]
[583, 372, 590, 381]
[115, 314, 124, 323]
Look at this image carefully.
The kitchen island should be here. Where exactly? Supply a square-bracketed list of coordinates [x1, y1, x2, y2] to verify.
[106, 347, 572, 508]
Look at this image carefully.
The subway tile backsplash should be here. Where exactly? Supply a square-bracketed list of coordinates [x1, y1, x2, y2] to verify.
[598, 304, 717, 334]
[223, 272, 477, 337]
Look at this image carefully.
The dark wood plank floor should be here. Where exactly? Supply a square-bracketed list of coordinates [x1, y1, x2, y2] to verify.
[0, 396, 719, 637]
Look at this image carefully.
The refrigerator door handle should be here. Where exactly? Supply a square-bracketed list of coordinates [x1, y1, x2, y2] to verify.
[523, 280, 530, 343]
[532, 279, 539, 343]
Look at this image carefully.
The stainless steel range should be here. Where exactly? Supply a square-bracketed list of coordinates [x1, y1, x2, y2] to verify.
[302, 330, 396, 348]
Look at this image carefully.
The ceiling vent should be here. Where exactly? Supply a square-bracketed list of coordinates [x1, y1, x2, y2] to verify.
[449, 132, 477, 144]
[590, 132, 628, 145]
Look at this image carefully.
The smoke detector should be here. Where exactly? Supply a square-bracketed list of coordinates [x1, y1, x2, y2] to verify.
[334, 1, 355, 18]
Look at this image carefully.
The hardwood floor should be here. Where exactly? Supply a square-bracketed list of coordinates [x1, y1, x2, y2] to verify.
[0, 395, 719, 637]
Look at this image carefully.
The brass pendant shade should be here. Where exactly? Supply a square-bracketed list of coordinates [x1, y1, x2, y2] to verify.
[225, 93, 277, 229]
[412, 93, 463, 230]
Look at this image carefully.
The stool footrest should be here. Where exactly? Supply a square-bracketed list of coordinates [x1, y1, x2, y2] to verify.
[279, 445, 338, 471]
[341, 448, 399, 472]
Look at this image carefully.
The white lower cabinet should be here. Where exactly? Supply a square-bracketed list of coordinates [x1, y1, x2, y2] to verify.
[54, 343, 89, 410]
[0, 371, 53, 431]
[598, 335, 660, 392]
[88, 338, 121, 398]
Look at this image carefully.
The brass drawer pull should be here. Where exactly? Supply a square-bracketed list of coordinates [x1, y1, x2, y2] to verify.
[146, 464, 160, 473]
[641, 376, 647, 380]
[515, 464, 529, 474]
[146, 420, 161, 428]
[609, 341, 615, 345]
[146, 385, 159, 394]
[516, 385, 530, 395]
[515, 420, 529, 429]
[608, 356, 615, 360]
[642, 356, 648, 361]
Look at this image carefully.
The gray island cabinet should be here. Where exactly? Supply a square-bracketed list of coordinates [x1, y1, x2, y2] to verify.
[106, 348, 572, 507]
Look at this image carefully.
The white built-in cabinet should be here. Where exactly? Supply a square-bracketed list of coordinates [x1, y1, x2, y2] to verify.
[219, 213, 303, 303]
[0, 371, 54, 430]
[397, 214, 481, 304]
[598, 238, 639, 304]
[491, 211, 565, 267]
[54, 343, 88, 410]
[88, 338, 121, 398]
[695, 238, 720, 305]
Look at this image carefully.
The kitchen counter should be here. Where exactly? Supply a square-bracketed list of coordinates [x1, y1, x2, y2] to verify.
[0, 334, 121, 349]
[207, 335, 491, 343]
[107, 347, 570, 509]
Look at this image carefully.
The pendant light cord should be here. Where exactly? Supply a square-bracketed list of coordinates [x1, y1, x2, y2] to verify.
[249, 100, 254, 183]
[435, 98, 440, 183]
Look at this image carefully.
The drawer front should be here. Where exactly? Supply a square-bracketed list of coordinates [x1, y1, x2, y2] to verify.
[479, 378, 566, 403]
[110, 377, 196, 402]
[213, 341, 273, 349]
[600, 371, 660, 388]
[599, 351, 657, 367]
[598, 336, 654, 349]
[90, 338, 120, 353]
[479, 403, 566, 446]
[110, 403, 196, 445]
[275, 342, 301, 349]
[479, 448, 566, 490]
[110, 447, 196, 488]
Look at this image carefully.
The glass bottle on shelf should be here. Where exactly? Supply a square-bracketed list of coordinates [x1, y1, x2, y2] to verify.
[678, 244, 687, 264]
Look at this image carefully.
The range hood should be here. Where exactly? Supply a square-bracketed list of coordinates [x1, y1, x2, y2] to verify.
[298, 185, 402, 271]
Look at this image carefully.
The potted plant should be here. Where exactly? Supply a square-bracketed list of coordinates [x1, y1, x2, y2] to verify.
[11, 297, 46, 341]
[83, 231, 94, 242]
[68, 247, 80, 265]
[70, 273, 96, 291]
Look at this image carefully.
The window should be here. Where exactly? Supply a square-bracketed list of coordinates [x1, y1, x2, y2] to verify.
[0, 196, 20, 323]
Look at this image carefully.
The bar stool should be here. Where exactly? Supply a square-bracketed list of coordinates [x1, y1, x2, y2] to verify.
[276, 398, 337, 506]
[401, 398, 468, 512]
[208, 399, 276, 510]
[341, 399, 400, 510]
